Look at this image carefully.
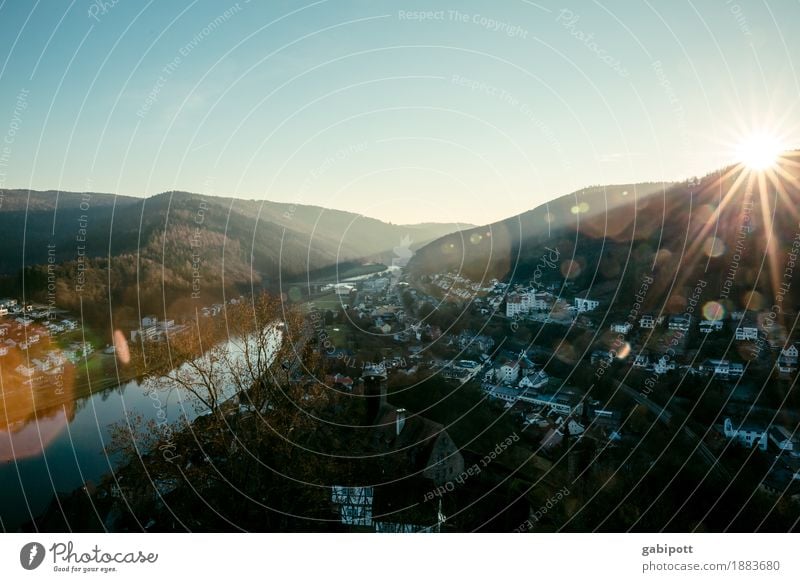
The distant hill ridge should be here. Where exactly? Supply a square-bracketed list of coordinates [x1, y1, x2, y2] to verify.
[0, 188, 471, 324]
[409, 152, 800, 317]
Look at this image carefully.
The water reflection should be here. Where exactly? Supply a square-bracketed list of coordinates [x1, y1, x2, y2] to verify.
[1, 328, 76, 462]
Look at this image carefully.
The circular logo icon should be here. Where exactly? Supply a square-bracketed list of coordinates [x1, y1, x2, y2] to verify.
[20, 542, 46, 570]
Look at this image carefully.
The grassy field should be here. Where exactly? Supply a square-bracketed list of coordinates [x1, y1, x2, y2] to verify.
[304, 292, 347, 311]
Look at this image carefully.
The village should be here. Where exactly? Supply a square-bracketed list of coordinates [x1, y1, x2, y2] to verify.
[304, 264, 800, 517]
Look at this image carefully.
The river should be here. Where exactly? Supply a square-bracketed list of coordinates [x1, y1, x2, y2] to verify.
[0, 375, 198, 531]
[0, 328, 281, 531]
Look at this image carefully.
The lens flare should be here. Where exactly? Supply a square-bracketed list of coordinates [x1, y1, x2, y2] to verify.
[702, 301, 725, 321]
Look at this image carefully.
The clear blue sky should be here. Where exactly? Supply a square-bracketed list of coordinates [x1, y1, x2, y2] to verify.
[1, 0, 798, 224]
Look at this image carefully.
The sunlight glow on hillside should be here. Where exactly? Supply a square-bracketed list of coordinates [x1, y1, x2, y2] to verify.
[735, 131, 784, 170]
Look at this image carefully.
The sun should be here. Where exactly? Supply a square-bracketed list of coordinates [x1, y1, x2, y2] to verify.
[734, 131, 784, 170]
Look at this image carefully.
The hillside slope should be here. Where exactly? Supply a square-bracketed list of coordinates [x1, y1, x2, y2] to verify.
[409, 153, 800, 321]
[0, 188, 470, 325]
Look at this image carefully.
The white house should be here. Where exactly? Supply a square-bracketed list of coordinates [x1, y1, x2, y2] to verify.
[506, 291, 551, 318]
[653, 356, 676, 375]
[668, 314, 692, 332]
[496, 361, 520, 383]
[334, 284, 356, 297]
[699, 319, 723, 333]
[777, 345, 798, 378]
[530, 292, 551, 311]
[505, 293, 526, 318]
[778, 346, 799, 375]
[723, 417, 768, 451]
[141, 315, 158, 328]
[700, 359, 730, 376]
[780, 344, 799, 363]
[728, 362, 745, 377]
[735, 322, 759, 341]
[131, 325, 159, 342]
[485, 385, 526, 403]
[639, 315, 656, 329]
[522, 390, 583, 416]
[574, 297, 599, 313]
[519, 370, 549, 390]
[633, 354, 650, 368]
[15, 364, 36, 377]
[610, 322, 632, 334]
[31, 358, 50, 372]
[591, 350, 613, 365]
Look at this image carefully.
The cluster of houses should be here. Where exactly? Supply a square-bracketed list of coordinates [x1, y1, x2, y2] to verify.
[321, 275, 409, 332]
[478, 350, 607, 442]
[133, 298, 254, 343]
[600, 351, 748, 379]
[129, 315, 179, 342]
[613, 310, 760, 338]
[505, 289, 599, 319]
[0, 297, 93, 382]
[719, 417, 800, 491]
[320, 282, 357, 298]
[594, 308, 800, 379]
[405, 271, 800, 498]
[481, 364, 624, 449]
